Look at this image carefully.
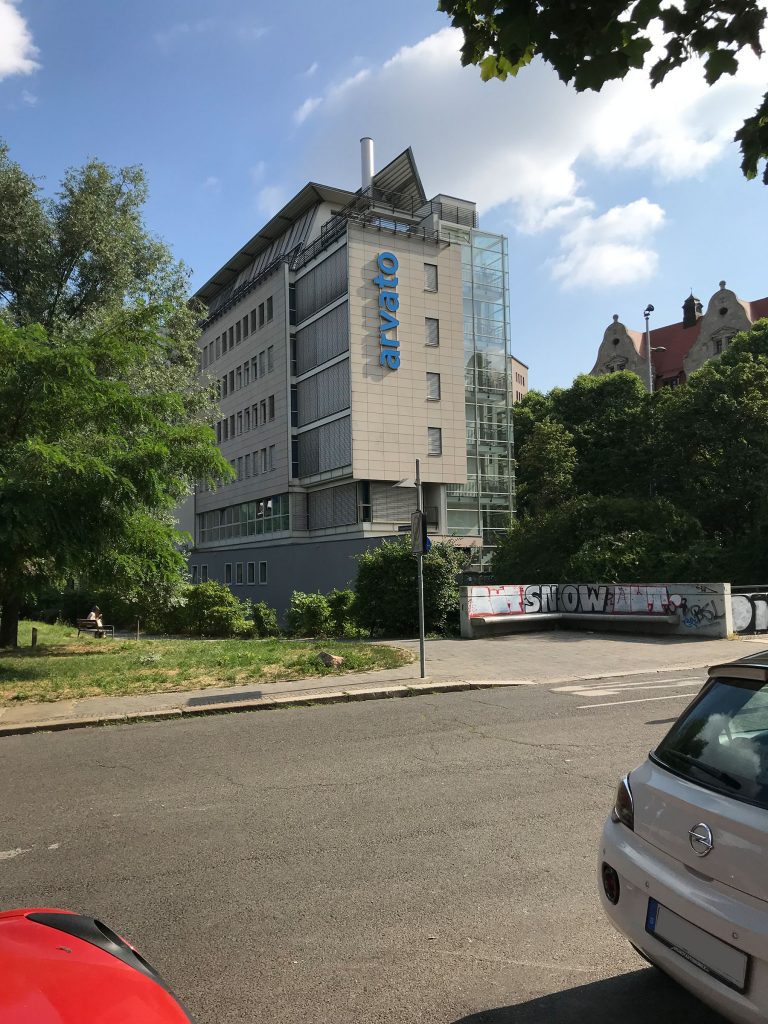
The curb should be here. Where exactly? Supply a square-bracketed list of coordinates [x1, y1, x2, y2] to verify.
[0, 680, 507, 738]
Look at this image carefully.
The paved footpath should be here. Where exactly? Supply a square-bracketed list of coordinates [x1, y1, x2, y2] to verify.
[1, 631, 764, 736]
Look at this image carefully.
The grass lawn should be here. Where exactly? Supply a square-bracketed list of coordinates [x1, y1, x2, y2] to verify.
[0, 621, 414, 705]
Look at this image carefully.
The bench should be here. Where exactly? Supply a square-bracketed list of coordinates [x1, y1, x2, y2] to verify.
[76, 619, 115, 639]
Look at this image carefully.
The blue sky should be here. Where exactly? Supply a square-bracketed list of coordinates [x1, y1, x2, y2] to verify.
[2, 0, 767, 392]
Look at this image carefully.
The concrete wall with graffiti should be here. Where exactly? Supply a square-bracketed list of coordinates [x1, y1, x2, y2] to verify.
[460, 583, 733, 639]
[732, 591, 768, 635]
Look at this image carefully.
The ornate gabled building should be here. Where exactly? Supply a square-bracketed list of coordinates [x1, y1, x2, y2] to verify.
[590, 282, 768, 390]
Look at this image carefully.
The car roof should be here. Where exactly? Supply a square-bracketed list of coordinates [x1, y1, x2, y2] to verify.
[709, 649, 768, 682]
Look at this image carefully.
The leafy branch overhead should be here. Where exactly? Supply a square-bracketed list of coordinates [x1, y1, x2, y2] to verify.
[437, 0, 768, 182]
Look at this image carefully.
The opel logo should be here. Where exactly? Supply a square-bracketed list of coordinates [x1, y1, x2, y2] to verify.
[689, 822, 714, 857]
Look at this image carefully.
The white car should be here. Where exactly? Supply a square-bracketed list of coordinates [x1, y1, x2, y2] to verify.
[600, 653, 768, 1023]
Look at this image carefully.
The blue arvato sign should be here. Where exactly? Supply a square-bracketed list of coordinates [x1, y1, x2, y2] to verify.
[373, 251, 400, 370]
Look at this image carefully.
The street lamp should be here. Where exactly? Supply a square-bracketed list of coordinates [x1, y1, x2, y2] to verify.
[643, 305, 666, 394]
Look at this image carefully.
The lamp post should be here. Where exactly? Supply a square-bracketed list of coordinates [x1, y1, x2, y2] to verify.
[643, 304, 666, 394]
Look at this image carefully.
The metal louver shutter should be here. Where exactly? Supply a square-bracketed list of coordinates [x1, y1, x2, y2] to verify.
[424, 263, 438, 291]
[296, 301, 349, 375]
[426, 372, 441, 401]
[295, 246, 348, 323]
[427, 427, 442, 455]
[297, 359, 350, 427]
[370, 483, 417, 522]
[425, 317, 439, 347]
[297, 416, 351, 477]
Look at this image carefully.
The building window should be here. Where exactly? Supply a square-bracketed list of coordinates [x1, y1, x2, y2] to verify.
[426, 372, 441, 401]
[225, 563, 232, 584]
[223, 418, 229, 441]
[427, 426, 442, 455]
[261, 448, 268, 473]
[237, 411, 243, 435]
[259, 302, 265, 328]
[260, 399, 266, 423]
[266, 296, 273, 322]
[267, 345, 274, 372]
[252, 402, 259, 427]
[235, 321, 241, 344]
[269, 444, 275, 471]
[252, 450, 259, 475]
[243, 362, 250, 386]
[215, 336, 221, 359]
[236, 562, 243, 585]
[245, 452, 251, 477]
[245, 408, 250, 431]
[259, 561, 268, 585]
[424, 263, 438, 292]
[268, 395, 275, 420]
[229, 414, 235, 437]
[242, 315, 249, 339]
[228, 369, 235, 392]
[237, 456, 243, 480]
[259, 351, 266, 377]
[236, 367, 242, 390]
[247, 562, 255, 584]
[222, 375, 228, 397]
[216, 421, 222, 443]
[201, 564, 208, 582]
[715, 338, 723, 354]
[250, 309, 257, 333]
[292, 437, 299, 478]
[251, 356, 258, 380]
[425, 317, 440, 347]
[191, 564, 199, 584]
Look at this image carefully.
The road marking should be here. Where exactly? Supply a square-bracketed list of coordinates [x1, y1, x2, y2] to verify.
[578, 692, 700, 709]
[553, 675, 701, 693]
[0, 847, 33, 860]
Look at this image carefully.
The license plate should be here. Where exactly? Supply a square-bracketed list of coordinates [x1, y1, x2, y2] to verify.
[646, 899, 749, 992]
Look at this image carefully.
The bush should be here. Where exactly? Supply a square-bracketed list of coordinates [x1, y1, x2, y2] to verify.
[248, 600, 280, 638]
[327, 588, 358, 636]
[354, 538, 467, 637]
[286, 591, 332, 637]
[180, 581, 251, 637]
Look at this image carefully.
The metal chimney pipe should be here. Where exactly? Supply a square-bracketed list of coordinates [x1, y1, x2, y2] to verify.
[360, 137, 374, 191]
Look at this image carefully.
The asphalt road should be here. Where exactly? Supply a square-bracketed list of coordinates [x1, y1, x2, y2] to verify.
[0, 666, 728, 1024]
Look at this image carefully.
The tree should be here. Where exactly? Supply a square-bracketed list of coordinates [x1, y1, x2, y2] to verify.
[355, 538, 468, 636]
[0, 143, 231, 646]
[516, 419, 576, 514]
[438, 0, 768, 183]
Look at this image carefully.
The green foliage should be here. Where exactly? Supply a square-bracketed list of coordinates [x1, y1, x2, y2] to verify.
[326, 588, 359, 637]
[0, 142, 232, 646]
[354, 538, 468, 637]
[516, 420, 576, 514]
[492, 496, 706, 583]
[286, 591, 332, 638]
[438, 0, 768, 184]
[179, 581, 250, 638]
[247, 600, 280, 638]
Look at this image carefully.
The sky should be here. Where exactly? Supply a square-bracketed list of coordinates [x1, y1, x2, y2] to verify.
[2, 0, 767, 392]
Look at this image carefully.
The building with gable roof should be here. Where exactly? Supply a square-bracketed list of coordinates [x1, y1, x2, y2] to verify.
[590, 282, 768, 390]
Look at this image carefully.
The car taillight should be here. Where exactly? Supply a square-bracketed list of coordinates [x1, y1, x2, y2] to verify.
[611, 774, 634, 830]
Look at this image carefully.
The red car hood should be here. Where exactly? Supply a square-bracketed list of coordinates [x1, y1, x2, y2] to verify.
[0, 908, 191, 1024]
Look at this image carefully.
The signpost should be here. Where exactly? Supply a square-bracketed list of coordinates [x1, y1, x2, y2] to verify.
[413, 459, 427, 679]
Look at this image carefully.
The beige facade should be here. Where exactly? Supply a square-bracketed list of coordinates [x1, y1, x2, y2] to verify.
[682, 283, 753, 377]
[347, 223, 466, 485]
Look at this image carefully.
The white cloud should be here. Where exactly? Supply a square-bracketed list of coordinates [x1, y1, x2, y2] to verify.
[202, 175, 221, 192]
[21, 88, 36, 105]
[154, 18, 266, 52]
[294, 96, 321, 125]
[256, 185, 287, 219]
[0, 0, 39, 80]
[294, 26, 766, 289]
[304, 61, 319, 78]
[250, 161, 266, 185]
[549, 199, 666, 289]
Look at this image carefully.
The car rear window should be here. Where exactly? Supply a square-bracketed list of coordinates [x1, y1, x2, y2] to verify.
[654, 676, 768, 810]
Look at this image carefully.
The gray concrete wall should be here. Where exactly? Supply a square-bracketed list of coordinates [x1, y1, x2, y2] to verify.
[460, 583, 733, 639]
[190, 536, 386, 620]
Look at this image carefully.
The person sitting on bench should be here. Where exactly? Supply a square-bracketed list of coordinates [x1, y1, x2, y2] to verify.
[86, 606, 105, 638]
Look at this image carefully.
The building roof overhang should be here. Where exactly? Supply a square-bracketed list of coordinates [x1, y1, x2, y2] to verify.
[193, 182, 355, 304]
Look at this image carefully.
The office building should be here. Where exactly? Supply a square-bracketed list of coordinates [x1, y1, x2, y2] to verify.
[189, 142, 516, 609]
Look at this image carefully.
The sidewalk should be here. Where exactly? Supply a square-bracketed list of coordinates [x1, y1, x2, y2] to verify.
[1, 631, 764, 737]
